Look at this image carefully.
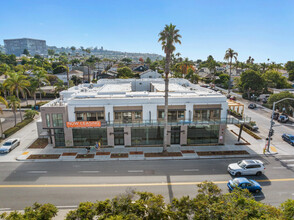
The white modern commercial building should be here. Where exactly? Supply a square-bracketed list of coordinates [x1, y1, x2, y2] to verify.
[40, 78, 233, 147]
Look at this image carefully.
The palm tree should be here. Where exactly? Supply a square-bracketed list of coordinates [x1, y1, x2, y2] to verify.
[33, 69, 49, 101]
[0, 63, 11, 79]
[158, 23, 182, 153]
[7, 96, 20, 126]
[260, 63, 268, 74]
[28, 79, 39, 107]
[0, 96, 8, 137]
[4, 72, 30, 121]
[224, 48, 238, 94]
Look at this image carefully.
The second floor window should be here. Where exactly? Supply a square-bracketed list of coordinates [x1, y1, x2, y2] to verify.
[193, 109, 221, 121]
[158, 110, 185, 121]
[52, 113, 63, 127]
[75, 112, 105, 121]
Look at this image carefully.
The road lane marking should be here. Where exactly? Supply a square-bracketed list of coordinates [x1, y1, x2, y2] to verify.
[184, 169, 199, 172]
[27, 171, 47, 174]
[1, 178, 294, 188]
[78, 171, 100, 173]
[128, 170, 143, 173]
[56, 205, 78, 209]
[273, 167, 285, 169]
[0, 208, 11, 211]
[280, 159, 294, 162]
[287, 164, 294, 167]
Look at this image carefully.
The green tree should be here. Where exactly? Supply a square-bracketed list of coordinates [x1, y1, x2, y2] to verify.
[117, 66, 134, 78]
[33, 69, 49, 101]
[7, 96, 20, 126]
[24, 109, 39, 119]
[281, 199, 294, 219]
[23, 48, 30, 56]
[121, 58, 132, 64]
[158, 23, 182, 153]
[48, 49, 55, 56]
[263, 70, 291, 89]
[224, 48, 238, 94]
[0, 96, 7, 137]
[145, 57, 151, 64]
[240, 70, 264, 99]
[53, 65, 67, 74]
[267, 91, 294, 114]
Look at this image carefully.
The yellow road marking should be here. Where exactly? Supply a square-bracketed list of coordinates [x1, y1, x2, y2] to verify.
[21, 152, 29, 155]
[0, 178, 294, 188]
[270, 146, 278, 153]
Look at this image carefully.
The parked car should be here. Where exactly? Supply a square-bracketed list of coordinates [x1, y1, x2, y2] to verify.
[282, 134, 294, 146]
[278, 114, 289, 123]
[230, 96, 236, 101]
[273, 112, 280, 120]
[244, 123, 259, 132]
[248, 103, 257, 109]
[0, 138, 20, 154]
[262, 98, 267, 103]
[227, 177, 262, 193]
[227, 160, 265, 176]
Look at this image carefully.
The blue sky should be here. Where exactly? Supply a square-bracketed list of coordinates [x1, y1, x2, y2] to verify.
[1, 0, 294, 63]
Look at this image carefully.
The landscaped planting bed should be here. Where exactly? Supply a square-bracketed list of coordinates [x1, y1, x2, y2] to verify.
[27, 154, 61, 159]
[110, 153, 129, 158]
[235, 124, 262, 140]
[76, 154, 95, 159]
[129, 151, 143, 155]
[96, 152, 111, 155]
[62, 152, 77, 156]
[144, 152, 182, 157]
[181, 150, 195, 154]
[28, 138, 48, 149]
[196, 151, 249, 156]
[230, 130, 250, 145]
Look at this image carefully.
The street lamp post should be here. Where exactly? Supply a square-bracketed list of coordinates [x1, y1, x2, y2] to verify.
[267, 98, 294, 152]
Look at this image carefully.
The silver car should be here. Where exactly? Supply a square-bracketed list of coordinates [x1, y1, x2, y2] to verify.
[0, 138, 20, 153]
[227, 160, 265, 176]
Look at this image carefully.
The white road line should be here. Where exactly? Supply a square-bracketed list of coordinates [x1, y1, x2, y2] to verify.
[0, 208, 11, 211]
[128, 170, 144, 173]
[287, 164, 294, 167]
[78, 171, 100, 173]
[27, 171, 47, 174]
[56, 205, 78, 209]
[273, 166, 285, 169]
[184, 169, 199, 172]
[281, 159, 294, 162]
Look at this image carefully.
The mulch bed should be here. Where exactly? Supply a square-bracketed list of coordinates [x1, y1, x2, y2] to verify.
[230, 130, 251, 145]
[196, 151, 249, 156]
[129, 151, 143, 155]
[96, 152, 111, 155]
[62, 152, 77, 156]
[181, 150, 195, 154]
[144, 152, 182, 157]
[110, 153, 129, 158]
[28, 138, 48, 149]
[76, 154, 95, 159]
[27, 154, 61, 159]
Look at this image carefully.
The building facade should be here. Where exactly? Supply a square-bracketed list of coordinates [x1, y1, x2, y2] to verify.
[40, 78, 231, 148]
[4, 38, 47, 56]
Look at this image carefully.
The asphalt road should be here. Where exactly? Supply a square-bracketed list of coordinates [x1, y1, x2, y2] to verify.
[1, 156, 294, 210]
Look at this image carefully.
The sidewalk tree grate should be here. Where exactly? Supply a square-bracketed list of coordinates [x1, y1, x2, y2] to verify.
[27, 154, 61, 159]
[28, 138, 48, 149]
[145, 152, 182, 157]
[96, 152, 111, 155]
[181, 150, 195, 154]
[76, 154, 95, 159]
[196, 151, 249, 156]
[111, 153, 129, 158]
[129, 151, 143, 155]
[62, 152, 77, 156]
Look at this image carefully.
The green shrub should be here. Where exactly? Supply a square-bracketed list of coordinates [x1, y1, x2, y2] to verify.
[36, 101, 49, 106]
[3, 127, 20, 138]
[16, 118, 33, 128]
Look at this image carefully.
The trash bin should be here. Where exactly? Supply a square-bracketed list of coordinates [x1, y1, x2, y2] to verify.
[35, 106, 39, 110]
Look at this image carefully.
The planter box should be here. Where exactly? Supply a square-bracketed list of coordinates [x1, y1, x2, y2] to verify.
[62, 152, 77, 156]
[76, 154, 95, 159]
[129, 151, 143, 155]
[110, 153, 129, 158]
[27, 154, 61, 159]
[181, 150, 195, 154]
[96, 152, 111, 155]
[196, 151, 249, 156]
[28, 138, 48, 149]
[144, 152, 182, 157]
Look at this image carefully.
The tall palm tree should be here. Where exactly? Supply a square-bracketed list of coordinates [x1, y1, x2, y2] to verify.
[29, 79, 39, 107]
[0, 96, 8, 137]
[4, 72, 30, 121]
[224, 48, 238, 94]
[7, 96, 20, 127]
[33, 69, 49, 101]
[158, 23, 182, 153]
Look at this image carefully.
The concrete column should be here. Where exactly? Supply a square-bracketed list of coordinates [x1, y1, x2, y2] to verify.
[166, 125, 171, 146]
[64, 127, 73, 146]
[218, 124, 226, 144]
[180, 125, 188, 145]
[124, 127, 131, 147]
[107, 127, 114, 147]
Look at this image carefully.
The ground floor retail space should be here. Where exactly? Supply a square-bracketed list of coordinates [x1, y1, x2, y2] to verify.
[50, 124, 226, 147]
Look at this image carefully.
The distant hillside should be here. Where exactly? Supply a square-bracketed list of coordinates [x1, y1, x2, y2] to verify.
[47, 46, 163, 61]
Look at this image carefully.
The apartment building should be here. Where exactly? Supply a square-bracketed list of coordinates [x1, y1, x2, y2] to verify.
[39, 78, 230, 147]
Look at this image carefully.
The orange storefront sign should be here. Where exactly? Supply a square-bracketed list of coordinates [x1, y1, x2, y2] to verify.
[66, 121, 101, 128]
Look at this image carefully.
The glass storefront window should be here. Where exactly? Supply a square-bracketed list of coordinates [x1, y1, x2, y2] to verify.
[115, 112, 122, 120]
[73, 128, 107, 146]
[187, 125, 219, 145]
[87, 112, 96, 121]
[178, 111, 185, 119]
[114, 111, 142, 123]
[97, 112, 104, 120]
[76, 113, 83, 121]
[134, 111, 142, 119]
[193, 109, 221, 121]
[131, 126, 163, 146]
[52, 113, 63, 127]
[46, 114, 50, 127]
[54, 128, 65, 147]
[158, 110, 185, 122]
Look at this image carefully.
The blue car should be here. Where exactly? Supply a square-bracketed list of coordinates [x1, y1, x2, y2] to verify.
[227, 177, 262, 193]
[282, 134, 294, 146]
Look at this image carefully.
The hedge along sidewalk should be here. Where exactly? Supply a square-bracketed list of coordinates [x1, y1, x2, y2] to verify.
[2, 118, 34, 138]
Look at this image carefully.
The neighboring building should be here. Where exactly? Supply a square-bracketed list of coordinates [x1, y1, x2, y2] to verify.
[97, 71, 117, 79]
[55, 70, 84, 83]
[4, 38, 47, 56]
[39, 78, 232, 148]
[140, 70, 162, 79]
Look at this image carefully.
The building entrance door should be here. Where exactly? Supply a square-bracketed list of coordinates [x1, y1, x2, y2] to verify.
[171, 126, 180, 144]
[114, 128, 124, 145]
